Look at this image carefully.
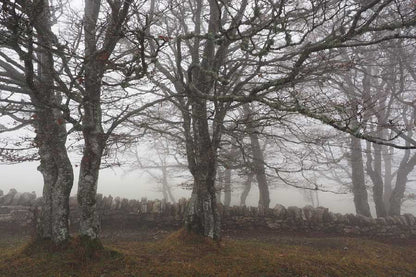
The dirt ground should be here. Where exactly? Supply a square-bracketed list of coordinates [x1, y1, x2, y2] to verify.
[1, 226, 416, 277]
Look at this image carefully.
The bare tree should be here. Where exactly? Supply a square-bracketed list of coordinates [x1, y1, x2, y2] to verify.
[1, 0, 168, 243]
[243, 103, 270, 210]
[333, 40, 416, 217]
[0, 0, 74, 243]
[129, 137, 186, 203]
[141, 0, 416, 239]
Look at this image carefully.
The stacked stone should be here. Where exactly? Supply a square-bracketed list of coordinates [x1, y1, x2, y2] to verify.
[0, 189, 36, 206]
[1, 188, 416, 238]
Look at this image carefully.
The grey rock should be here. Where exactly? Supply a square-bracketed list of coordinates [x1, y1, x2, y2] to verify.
[128, 199, 139, 212]
[302, 205, 314, 221]
[343, 226, 360, 235]
[311, 207, 328, 223]
[385, 216, 396, 224]
[18, 192, 36, 206]
[104, 195, 113, 209]
[265, 218, 281, 229]
[375, 217, 387, 225]
[316, 207, 330, 222]
[8, 188, 17, 196]
[327, 212, 338, 222]
[152, 200, 161, 213]
[10, 209, 31, 221]
[120, 198, 129, 210]
[160, 199, 167, 213]
[1, 189, 18, 205]
[399, 216, 408, 225]
[113, 197, 121, 209]
[140, 198, 148, 213]
[11, 192, 22, 205]
[404, 214, 416, 226]
[0, 214, 12, 222]
[356, 214, 375, 225]
[273, 204, 287, 219]
[0, 207, 11, 214]
[345, 213, 358, 224]
[287, 206, 305, 222]
[335, 213, 347, 223]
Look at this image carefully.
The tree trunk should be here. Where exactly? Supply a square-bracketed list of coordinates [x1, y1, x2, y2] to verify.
[350, 136, 372, 217]
[365, 141, 387, 217]
[216, 170, 223, 204]
[240, 173, 253, 206]
[161, 165, 175, 203]
[183, 96, 221, 240]
[51, 150, 73, 242]
[382, 146, 393, 213]
[35, 109, 74, 243]
[223, 168, 231, 207]
[243, 104, 270, 210]
[77, 75, 105, 239]
[180, 0, 239, 240]
[389, 151, 416, 216]
[77, 0, 132, 240]
[37, 142, 56, 239]
[184, 162, 220, 240]
[161, 165, 169, 202]
[32, 2, 74, 242]
[77, 127, 104, 239]
[389, 170, 407, 216]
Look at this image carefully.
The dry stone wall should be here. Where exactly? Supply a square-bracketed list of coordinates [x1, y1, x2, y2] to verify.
[1, 189, 416, 239]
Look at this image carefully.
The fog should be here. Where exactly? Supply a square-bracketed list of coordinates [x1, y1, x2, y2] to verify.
[0, 160, 371, 215]
[1, 0, 416, 253]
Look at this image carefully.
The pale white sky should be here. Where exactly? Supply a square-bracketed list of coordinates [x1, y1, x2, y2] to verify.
[0, 159, 357, 213]
[1, 0, 415, 218]
[2, 158, 416, 216]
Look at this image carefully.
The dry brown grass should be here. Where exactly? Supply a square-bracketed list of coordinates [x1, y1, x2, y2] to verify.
[1, 229, 416, 277]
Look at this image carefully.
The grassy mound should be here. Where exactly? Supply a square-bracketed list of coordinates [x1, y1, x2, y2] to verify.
[161, 228, 222, 249]
[1, 231, 416, 277]
[0, 236, 122, 277]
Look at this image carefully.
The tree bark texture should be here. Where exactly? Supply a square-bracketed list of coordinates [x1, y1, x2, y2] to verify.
[243, 104, 270, 210]
[382, 147, 393, 213]
[77, 126, 104, 239]
[77, 0, 132, 239]
[36, 111, 74, 243]
[156, 0, 248, 240]
[240, 173, 254, 206]
[350, 136, 372, 217]
[183, 102, 221, 239]
[366, 141, 387, 217]
[223, 168, 232, 207]
[216, 170, 223, 204]
[161, 165, 175, 203]
[389, 150, 416, 216]
[29, 0, 74, 243]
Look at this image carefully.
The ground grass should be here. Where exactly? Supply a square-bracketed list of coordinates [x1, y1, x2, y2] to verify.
[1, 229, 415, 277]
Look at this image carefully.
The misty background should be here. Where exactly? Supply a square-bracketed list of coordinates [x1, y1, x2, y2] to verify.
[3, 160, 413, 215]
[1, 0, 416, 248]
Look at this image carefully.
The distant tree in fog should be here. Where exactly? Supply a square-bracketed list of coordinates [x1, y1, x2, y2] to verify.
[131, 0, 416, 240]
[1, 0, 416, 245]
[329, 40, 416, 217]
